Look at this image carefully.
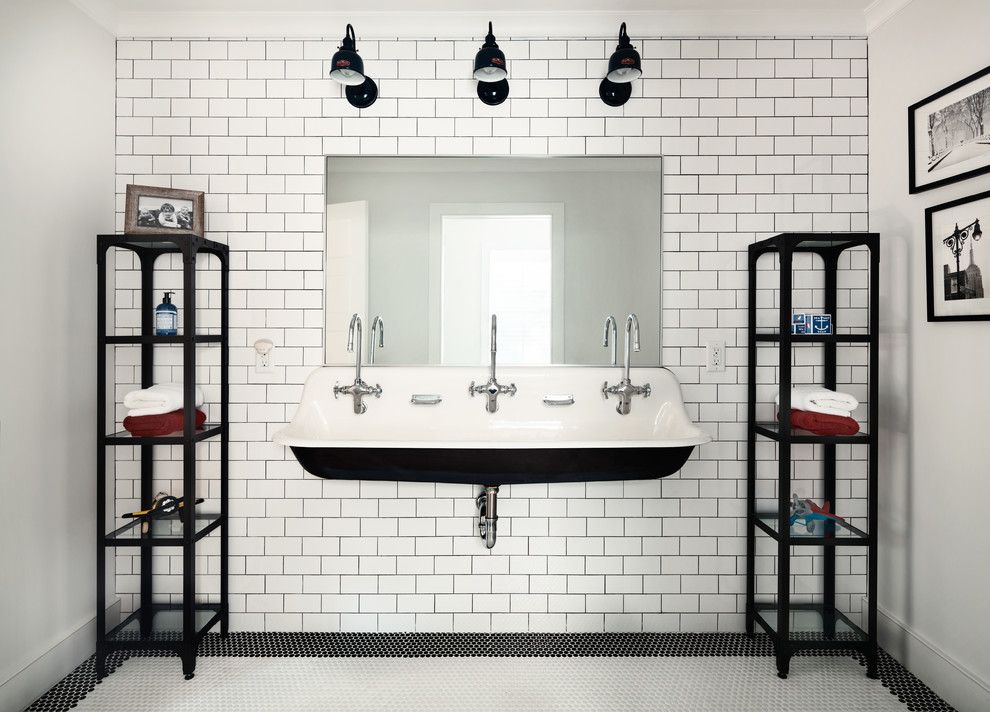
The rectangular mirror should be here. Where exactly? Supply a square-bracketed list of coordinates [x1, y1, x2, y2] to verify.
[325, 156, 663, 366]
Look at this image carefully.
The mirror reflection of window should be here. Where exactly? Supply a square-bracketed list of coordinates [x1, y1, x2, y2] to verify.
[440, 215, 552, 365]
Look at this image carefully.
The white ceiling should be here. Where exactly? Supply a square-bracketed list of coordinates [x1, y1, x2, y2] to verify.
[73, 0, 913, 38]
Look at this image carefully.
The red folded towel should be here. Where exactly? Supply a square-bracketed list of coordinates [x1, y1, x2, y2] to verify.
[123, 409, 206, 437]
[778, 409, 859, 436]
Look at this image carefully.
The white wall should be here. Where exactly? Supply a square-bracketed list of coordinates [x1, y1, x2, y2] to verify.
[869, 1, 990, 709]
[0, 1, 114, 709]
[110, 33, 870, 637]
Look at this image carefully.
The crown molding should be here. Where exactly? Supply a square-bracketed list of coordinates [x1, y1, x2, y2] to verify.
[69, 0, 120, 32]
[71, 7, 870, 40]
[864, 0, 915, 33]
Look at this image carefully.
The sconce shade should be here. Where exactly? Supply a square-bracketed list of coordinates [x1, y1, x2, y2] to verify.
[330, 49, 365, 86]
[606, 46, 642, 83]
[474, 22, 507, 82]
[474, 47, 507, 81]
[329, 24, 378, 109]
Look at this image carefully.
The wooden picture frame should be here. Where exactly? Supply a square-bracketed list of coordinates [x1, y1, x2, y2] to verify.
[926, 188, 990, 321]
[124, 184, 205, 237]
[909, 64, 990, 194]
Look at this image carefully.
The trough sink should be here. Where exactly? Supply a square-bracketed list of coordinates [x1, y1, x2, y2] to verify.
[273, 366, 711, 487]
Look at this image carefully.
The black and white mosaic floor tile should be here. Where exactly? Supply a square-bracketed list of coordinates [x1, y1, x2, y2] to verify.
[25, 633, 955, 712]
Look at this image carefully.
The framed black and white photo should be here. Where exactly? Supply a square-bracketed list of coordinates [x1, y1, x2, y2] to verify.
[909, 64, 990, 193]
[926, 188, 990, 321]
[125, 184, 205, 237]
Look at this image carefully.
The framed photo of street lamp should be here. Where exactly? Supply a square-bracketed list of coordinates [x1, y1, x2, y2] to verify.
[909, 63, 990, 194]
[926, 188, 990, 321]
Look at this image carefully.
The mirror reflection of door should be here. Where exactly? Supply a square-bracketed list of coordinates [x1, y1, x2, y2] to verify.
[324, 200, 368, 364]
[439, 214, 552, 365]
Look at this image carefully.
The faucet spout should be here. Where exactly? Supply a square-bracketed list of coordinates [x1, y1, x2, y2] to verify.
[602, 315, 617, 366]
[623, 313, 640, 382]
[489, 313, 498, 381]
[348, 314, 363, 381]
[370, 315, 384, 365]
[470, 314, 516, 413]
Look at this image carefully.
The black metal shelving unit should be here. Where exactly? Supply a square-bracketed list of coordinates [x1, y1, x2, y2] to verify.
[96, 233, 228, 679]
[745, 232, 879, 679]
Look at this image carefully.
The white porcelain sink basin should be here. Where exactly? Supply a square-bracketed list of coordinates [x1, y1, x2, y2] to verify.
[273, 366, 711, 486]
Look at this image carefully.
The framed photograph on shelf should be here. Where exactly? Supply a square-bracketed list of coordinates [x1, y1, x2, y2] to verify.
[124, 184, 205, 237]
[926, 188, 990, 321]
[909, 64, 990, 194]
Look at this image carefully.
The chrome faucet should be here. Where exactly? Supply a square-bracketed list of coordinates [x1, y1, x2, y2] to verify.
[469, 314, 516, 413]
[370, 315, 384, 364]
[602, 313, 651, 415]
[333, 313, 382, 414]
[602, 315, 617, 366]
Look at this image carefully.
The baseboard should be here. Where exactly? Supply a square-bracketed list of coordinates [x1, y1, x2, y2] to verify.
[0, 599, 119, 712]
[875, 600, 990, 712]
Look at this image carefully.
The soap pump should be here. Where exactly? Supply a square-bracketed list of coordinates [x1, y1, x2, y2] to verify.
[156, 291, 177, 335]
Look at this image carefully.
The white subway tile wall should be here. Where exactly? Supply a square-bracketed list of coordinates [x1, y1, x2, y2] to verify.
[111, 35, 870, 634]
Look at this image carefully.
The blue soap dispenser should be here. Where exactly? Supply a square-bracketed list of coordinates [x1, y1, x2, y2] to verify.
[156, 291, 177, 335]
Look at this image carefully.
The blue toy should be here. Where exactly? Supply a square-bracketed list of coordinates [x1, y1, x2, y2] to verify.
[789, 493, 845, 535]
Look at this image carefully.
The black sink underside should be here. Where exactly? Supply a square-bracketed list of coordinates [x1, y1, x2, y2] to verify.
[289, 445, 695, 486]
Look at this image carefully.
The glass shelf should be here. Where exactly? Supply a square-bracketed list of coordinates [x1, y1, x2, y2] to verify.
[754, 512, 869, 543]
[104, 424, 222, 444]
[751, 233, 876, 253]
[752, 603, 868, 645]
[105, 512, 221, 544]
[105, 334, 223, 345]
[99, 233, 228, 254]
[106, 604, 222, 644]
[755, 422, 870, 444]
[753, 332, 871, 343]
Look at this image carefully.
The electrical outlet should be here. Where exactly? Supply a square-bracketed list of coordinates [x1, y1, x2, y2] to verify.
[706, 340, 725, 372]
[255, 347, 275, 374]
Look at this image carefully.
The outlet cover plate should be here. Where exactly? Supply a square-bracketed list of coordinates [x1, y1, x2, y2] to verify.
[707, 340, 725, 372]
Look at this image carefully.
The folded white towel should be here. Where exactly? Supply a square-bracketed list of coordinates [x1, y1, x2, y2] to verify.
[774, 386, 858, 417]
[124, 383, 204, 417]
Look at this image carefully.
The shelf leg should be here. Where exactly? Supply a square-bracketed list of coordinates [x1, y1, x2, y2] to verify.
[775, 646, 791, 679]
[866, 649, 879, 679]
[182, 653, 197, 680]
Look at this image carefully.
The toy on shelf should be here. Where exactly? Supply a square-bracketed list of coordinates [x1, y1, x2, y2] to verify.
[789, 493, 845, 535]
[122, 491, 204, 533]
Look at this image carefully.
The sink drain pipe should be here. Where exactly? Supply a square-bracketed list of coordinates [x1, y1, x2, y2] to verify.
[477, 485, 499, 549]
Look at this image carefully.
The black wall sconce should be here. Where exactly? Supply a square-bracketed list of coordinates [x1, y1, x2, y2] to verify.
[330, 24, 378, 109]
[599, 22, 642, 107]
[474, 21, 509, 106]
